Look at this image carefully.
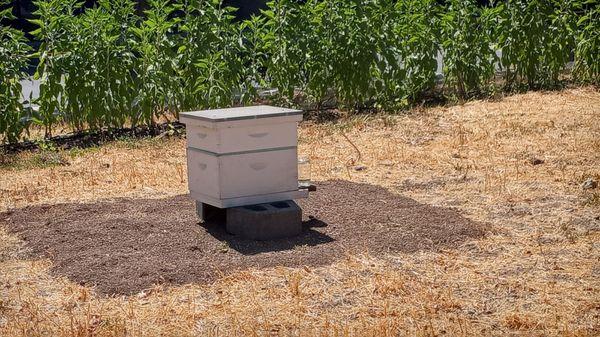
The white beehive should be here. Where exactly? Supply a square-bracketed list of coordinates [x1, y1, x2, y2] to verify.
[180, 105, 308, 208]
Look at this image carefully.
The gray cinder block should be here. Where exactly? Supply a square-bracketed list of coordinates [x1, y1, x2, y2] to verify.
[196, 201, 225, 223]
[226, 200, 302, 240]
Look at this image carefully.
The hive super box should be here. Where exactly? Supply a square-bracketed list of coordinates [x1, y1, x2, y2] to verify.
[180, 105, 308, 209]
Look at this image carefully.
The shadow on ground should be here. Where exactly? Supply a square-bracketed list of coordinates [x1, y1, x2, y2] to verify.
[202, 219, 335, 255]
[0, 180, 486, 295]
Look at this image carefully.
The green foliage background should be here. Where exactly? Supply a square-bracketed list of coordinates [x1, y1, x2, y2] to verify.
[0, 0, 598, 143]
[0, 0, 31, 143]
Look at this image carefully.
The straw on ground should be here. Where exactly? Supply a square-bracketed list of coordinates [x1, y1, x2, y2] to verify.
[0, 87, 599, 336]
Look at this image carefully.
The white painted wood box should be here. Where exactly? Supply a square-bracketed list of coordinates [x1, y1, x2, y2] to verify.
[180, 105, 308, 208]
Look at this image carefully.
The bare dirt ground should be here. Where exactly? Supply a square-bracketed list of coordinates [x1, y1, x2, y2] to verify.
[0, 88, 599, 336]
[0, 181, 483, 295]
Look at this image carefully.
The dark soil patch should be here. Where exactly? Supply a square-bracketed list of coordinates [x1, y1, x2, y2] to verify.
[0, 180, 486, 295]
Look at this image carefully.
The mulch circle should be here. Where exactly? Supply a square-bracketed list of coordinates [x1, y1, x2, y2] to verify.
[0, 180, 485, 295]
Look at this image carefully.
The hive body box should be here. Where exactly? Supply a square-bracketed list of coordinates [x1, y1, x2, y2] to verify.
[180, 105, 308, 209]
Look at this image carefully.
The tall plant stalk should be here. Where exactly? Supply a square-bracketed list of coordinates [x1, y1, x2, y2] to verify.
[494, 0, 576, 89]
[440, 0, 497, 98]
[573, 0, 599, 84]
[0, 0, 31, 143]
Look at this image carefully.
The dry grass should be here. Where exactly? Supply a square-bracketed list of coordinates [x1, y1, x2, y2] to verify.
[1, 87, 599, 336]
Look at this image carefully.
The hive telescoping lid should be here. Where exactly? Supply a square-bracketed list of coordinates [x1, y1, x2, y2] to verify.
[180, 105, 303, 123]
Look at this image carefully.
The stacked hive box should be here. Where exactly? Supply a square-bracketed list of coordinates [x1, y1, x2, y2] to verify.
[180, 105, 308, 209]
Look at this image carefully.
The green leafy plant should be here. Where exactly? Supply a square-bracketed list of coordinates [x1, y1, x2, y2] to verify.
[239, 15, 270, 99]
[63, 0, 139, 131]
[440, 0, 497, 98]
[32, 0, 144, 133]
[327, 0, 392, 109]
[573, 0, 599, 84]
[0, 0, 31, 143]
[131, 0, 180, 125]
[260, 0, 306, 100]
[389, 0, 439, 104]
[260, 0, 441, 111]
[178, 0, 245, 110]
[3, 0, 592, 143]
[30, 0, 79, 137]
[494, 0, 576, 89]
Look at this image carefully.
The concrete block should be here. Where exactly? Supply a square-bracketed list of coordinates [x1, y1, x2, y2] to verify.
[226, 200, 302, 240]
[196, 201, 225, 223]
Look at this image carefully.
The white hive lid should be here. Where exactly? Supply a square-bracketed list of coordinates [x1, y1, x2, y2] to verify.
[180, 105, 303, 122]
